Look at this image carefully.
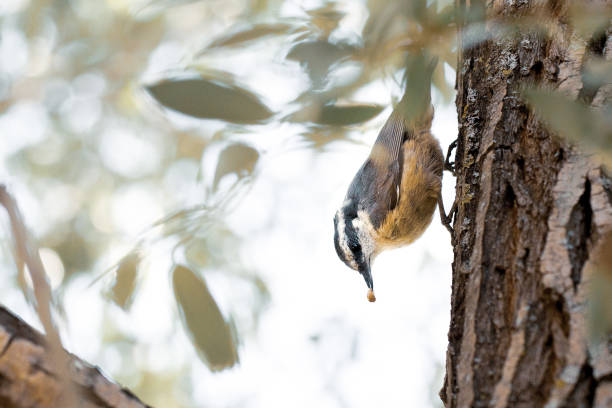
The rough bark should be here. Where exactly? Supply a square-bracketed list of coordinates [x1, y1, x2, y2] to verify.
[0, 305, 151, 408]
[442, 1, 612, 407]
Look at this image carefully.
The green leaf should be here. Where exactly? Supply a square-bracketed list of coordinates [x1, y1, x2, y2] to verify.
[172, 265, 238, 371]
[287, 40, 354, 86]
[213, 143, 259, 190]
[583, 58, 612, 89]
[146, 77, 273, 124]
[289, 103, 383, 126]
[318, 104, 384, 126]
[109, 253, 140, 310]
[299, 129, 352, 151]
[568, 4, 612, 38]
[397, 53, 437, 121]
[207, 23, 295, 49]
[522, 88, 612, 154]
[431, 62, 453, 103]
[287, 40, 353, 65]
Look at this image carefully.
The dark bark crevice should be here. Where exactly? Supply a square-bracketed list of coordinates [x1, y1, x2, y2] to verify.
[602, 176, 612, 207]
[508, 301, 554, 407]
[561, 363, 597, 408]
[567, 179, 593, 291]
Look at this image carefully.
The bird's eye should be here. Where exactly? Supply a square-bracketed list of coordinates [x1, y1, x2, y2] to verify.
[349, 241, 361, 252]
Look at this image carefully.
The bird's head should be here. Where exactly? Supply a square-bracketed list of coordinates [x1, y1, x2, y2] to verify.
[333, 201, 378, 301]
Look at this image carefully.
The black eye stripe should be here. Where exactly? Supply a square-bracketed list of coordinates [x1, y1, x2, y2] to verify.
[334, 200, 368, 271]
[342, 200, 358, 220]
[344, 213, 365, 266]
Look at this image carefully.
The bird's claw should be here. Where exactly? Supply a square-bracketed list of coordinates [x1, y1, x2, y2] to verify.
[445, 139, 457, 176]
[438, 196, 457, 244]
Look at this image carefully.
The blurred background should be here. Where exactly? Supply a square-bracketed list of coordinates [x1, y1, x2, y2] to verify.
[0, 0, 458, 406]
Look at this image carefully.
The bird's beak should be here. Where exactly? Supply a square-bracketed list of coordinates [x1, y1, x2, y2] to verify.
[359, 261, 376, 302]
[359, 260, 373, 290]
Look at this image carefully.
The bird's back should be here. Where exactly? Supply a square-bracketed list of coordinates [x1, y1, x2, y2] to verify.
[376, 130, 443, 247]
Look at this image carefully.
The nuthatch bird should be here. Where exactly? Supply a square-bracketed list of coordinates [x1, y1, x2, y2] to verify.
[333, 56, 452, 302]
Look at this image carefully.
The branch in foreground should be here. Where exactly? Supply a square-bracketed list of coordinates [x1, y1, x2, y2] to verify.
[0, 305, 151, 408]
[0, 184, 81, 406]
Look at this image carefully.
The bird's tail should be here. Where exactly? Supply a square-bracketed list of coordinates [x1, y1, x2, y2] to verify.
[397, 53, 438, 128]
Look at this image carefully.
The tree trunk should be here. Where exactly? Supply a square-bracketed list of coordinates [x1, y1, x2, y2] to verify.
[0, 305, 151, 408]
[442, 1, 612, 407]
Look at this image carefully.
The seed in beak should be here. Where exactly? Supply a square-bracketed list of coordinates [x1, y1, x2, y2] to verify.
[367, 288, 376, 302]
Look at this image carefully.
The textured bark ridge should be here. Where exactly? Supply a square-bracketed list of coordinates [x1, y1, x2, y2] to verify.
[442, 1, 612, 407]
[0, 306, 150, 408]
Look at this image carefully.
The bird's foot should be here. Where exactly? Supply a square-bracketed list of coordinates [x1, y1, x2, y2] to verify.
[438, 196, 457, 243]
[445, 139, 457, 176]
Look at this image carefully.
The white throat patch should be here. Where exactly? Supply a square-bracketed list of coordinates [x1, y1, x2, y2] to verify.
[353, 210, 379, 260]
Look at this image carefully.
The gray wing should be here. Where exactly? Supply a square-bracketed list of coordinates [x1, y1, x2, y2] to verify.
[346, 113, 407, 228]
[372, 110, 408, 163]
